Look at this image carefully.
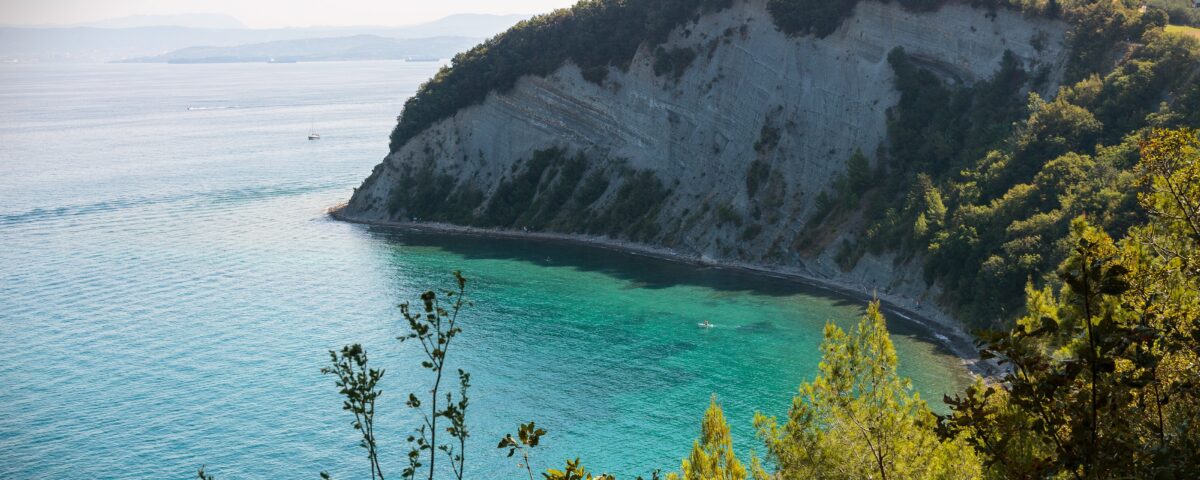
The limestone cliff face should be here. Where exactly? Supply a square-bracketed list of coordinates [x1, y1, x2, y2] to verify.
[343, 0, 1067, 318]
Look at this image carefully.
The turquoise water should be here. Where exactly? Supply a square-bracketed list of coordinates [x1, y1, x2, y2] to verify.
[0, 62, 971, 479]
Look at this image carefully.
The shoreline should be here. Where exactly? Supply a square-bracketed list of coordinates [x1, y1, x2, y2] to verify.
[328, 205, 996, 379]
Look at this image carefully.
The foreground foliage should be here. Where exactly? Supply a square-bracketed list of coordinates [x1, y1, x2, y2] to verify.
[319, 273, 473, 480]
[670, 396, 748, 480]
[201, 129, 1198, 479]
[941, 128, 1200, 478]
[755, 302, 981, 480]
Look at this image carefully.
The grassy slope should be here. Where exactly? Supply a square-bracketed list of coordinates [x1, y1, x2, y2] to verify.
[1166, 23, 1200, 39]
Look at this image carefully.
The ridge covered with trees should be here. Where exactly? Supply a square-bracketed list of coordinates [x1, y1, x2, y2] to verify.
[387, 0, 733, 152]
[809, 0, 1199, 328]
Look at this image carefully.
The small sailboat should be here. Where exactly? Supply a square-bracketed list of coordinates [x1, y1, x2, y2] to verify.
[308, 118, 320, 140]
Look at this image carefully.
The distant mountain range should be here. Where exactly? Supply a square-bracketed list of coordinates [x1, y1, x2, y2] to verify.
[0, 13, 529, 63]
[119, 35, 479, 63]
[77, 14, 248, 30]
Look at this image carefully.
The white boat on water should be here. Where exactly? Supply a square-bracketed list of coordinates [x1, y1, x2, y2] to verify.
[308, 132, 321, 140]
[308, 118, 320, 140]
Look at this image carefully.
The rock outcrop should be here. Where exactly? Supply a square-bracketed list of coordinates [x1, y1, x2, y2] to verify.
[342, 0, 1068, 326]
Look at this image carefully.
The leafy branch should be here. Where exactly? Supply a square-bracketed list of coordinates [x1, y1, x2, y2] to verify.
[398, 271, 471, 480]
[321, 344, 385, 480]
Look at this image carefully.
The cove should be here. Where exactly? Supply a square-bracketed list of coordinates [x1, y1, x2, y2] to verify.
[340, 224, 975, 478]
[0, 61, 972, 479]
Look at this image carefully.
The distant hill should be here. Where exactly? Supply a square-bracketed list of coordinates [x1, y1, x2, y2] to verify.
[78, 14, 248, 30]
[383, 14, 530, 38]
[0, 13, 529, 63]
[118, 35, 478, 63]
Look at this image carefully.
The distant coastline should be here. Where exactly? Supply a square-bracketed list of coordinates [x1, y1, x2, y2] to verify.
[328, 204, 999, 379]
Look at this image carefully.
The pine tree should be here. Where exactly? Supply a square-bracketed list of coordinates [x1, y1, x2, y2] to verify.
[671, 396, 748, 480]
[847, 149, 874, 192]
[754, 301, 981, 480]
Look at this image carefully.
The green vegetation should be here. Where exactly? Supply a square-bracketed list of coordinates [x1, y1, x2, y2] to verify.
[744, 160, 771, 197]
[321, 345, 384, 479]
[484, 148, 574, 227]
[941, 129, 1200, 478]
[752, 125, 780, 153]
[715, 203, 742, 226]
[653, 46, 699, 80]
[810, 0, 1200, 328]
[802, 149, 878, 230]
[204, 1, 1200, 478]
[387, 159, 483, 224]
[755, 302, 981, 479]
[395, 271, 471, 480]
[385, 148, 671, 242]
[589, 170, 671, 241]
[669, 396, 748, 480]
[1166, 23, 1200, 39]
[388, 0, 733, 152]
[497, 421, 547, 480]
[767, 0, 948, 38]
[1149, 0, 1200, 27]
[203, 127, 1200, 480]
[766, 0, 856, 38]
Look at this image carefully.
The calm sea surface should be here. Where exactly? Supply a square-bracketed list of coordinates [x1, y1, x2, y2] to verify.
[0, 61, 972, 479]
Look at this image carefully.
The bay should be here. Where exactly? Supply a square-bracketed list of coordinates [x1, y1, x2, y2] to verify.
[0, 61, 971, 479]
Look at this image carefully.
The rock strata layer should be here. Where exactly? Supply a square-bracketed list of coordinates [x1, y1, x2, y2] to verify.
[343, 0, 1068, 328]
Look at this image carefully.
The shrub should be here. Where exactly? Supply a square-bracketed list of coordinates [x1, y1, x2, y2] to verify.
[745, 160, 771, 196]
[715, 204, 742, 226]
[653, 46, 698, 80]
[752, 125, 780, 153]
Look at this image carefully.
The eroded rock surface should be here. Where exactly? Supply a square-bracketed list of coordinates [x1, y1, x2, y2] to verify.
[344, 0, 1068, 321]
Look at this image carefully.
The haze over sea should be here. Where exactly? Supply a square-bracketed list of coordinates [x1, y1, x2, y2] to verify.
[0, 61, 971, 479]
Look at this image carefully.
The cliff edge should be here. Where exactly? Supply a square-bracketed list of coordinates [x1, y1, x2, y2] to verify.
[341, 0, 1070, 334]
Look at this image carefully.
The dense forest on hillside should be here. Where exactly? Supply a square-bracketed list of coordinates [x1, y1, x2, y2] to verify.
[808, 0, 1199, 328]
[1147, 0, 1200, 26]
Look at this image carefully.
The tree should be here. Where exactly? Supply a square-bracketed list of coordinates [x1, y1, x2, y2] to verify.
[754, 301, 981, 480]
[847, 149, 874, 193]
[397, 271, 472, 480]
[669, 396, 748, 480]
[914, 213, 930, 239]
[322, 344, 385, 480]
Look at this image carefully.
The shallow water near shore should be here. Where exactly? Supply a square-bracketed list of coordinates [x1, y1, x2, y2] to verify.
[0, 62, 971, 478]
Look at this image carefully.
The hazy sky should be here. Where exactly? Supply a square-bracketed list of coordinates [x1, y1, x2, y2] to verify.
[0, 0, 580, 28]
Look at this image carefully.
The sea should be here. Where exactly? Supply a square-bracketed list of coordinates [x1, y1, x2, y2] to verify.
[0, 61, 972, 479]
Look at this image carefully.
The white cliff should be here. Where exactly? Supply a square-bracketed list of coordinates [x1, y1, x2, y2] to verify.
[342, 0, 1068, 334]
